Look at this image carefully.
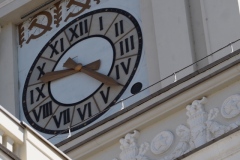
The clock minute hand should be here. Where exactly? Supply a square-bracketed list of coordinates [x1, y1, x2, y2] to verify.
[40, 59, 100, 83]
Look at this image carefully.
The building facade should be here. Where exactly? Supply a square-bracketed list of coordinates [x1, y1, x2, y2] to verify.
[0, 0, 240, 159]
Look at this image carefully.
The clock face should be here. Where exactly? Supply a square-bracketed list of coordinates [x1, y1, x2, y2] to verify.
[22, 8, 142, 134]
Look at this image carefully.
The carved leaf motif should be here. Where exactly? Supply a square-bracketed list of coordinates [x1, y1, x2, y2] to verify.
[65, 0, 91, 22]
[53, 1, 62, 28]
[18, 23, 25, 47]
[115, 130, 150, 160]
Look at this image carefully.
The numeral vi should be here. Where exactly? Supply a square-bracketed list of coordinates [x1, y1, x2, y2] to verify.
[77, 102, 92, 121]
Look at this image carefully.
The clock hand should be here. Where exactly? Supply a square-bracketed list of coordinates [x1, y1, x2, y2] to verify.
[63, 58, 100, 70]
[81, 66, 120, 86]
[63, 58, 120, 86]
[40, 69, 78, 83]
[40, 60, 100, 83]
[84, 59, 100, 70]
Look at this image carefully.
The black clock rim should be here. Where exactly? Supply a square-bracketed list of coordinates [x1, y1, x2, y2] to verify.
[22, 8, 143, 134]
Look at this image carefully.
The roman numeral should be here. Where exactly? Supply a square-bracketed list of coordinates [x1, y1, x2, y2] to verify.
[53, 108, 70, 128]
[69, 19, 89, 42]
[120, 35, 135, 56]
[100, 87, 110, 104]
[77, 102, 92, 121]
[80, 19, 88, 35]
[99, 16, 103, 31]
[115, 58, 132, 80]
[36, 62, 46, 80]
[69, 24, 79, 41]
[30, 84, 46, 104]
[32, 101, 52, 122]
[115, 20, 124, 37]
[49, 38, 64, 58]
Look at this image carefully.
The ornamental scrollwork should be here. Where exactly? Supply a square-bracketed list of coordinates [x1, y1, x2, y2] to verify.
[113, 130, 150, 160]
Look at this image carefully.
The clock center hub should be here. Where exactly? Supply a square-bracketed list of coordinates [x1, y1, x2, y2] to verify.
[74, 64, 82, 71]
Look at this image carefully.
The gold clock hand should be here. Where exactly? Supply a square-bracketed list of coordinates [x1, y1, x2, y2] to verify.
[84, 59, 100, 70]
[64, 57, 120, 86]
[63, 58, 100, 70]
[81, 66, 120, 86]
[40, 69, 78, 83]
[40, 60, 100, 83]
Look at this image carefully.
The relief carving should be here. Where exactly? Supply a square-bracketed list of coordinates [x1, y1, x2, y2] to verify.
[160, 125, 194, 160]
[221, 94, 240, 119]
[160, 96, 240, 160]
[53, 1, 63, 27]
[26, 11, 53, 44]
[114, 95, 240, 160]
[64, 0, 91, 22]
[114, 130, 150, 160]
[150, 131, 174, 155]
[186, 97, 207, 148]
[18, 23, 25, 47]
[18, 0, 101, 46]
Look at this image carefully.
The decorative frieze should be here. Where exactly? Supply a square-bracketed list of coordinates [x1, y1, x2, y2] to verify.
[186, 97, 208, 148]
[18, 0, 103, 47]
[113, 95, 240, 160]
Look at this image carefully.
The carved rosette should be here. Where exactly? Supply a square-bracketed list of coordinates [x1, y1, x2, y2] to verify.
[221, 94, 240, 119]
[150, 131, 174, 155]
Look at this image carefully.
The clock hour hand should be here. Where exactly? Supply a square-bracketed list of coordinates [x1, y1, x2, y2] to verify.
[40, 59, 100, 83]
[63, 58, 120, 86]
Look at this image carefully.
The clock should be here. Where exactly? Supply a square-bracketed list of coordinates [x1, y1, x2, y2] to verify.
[22, 8, 143, 134]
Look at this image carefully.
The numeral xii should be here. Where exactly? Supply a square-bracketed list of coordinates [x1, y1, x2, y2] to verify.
[69, 19, 89, 42]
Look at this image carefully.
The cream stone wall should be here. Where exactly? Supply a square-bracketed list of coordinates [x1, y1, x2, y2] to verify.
[0, 23, 19, 118]
[0, 106, 70, 160]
